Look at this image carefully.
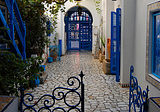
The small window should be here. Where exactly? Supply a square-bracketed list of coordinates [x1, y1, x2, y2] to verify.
[152, 13, 160, 79]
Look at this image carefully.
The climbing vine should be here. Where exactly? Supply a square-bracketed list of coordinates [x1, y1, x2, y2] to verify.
[94, 0, 101, 14]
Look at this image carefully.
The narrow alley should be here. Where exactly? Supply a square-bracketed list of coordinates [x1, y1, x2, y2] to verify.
[25, 51, 129, 112]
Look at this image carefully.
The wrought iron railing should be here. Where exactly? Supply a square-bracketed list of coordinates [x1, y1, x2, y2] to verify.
[19, 71, 85, 112]
[2, 0, 26, 59]
[129, 65, 149, 112]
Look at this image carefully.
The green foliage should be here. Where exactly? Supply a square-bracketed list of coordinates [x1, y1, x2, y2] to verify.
[94, 0, 101, 14]
[0, 50, 44, 96]
[17, 0, 65, 58]
[0, 27, 44, 96]
[101, 37, 105, 48]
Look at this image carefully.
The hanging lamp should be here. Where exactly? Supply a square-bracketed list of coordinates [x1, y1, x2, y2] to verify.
[78, 6, 82, 16]
[55, 0, 82, 4]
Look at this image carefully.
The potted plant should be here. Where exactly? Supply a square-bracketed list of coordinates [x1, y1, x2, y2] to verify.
[99, 37, 105, 62]
[49, 32, 59, 61]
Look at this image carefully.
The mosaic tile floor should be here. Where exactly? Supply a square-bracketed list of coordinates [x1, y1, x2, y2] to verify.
[24, 51, 129, 112]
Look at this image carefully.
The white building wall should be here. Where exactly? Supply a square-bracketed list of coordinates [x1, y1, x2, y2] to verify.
[120, 0, 136, 85]
[114, 0, 121, 10]
[134, 0, 160, 96]
[104, 0, 114, 59]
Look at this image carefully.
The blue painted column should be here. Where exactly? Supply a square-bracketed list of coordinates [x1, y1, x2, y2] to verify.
[116, 8, 121, 82]
[59, 39, 62, 56]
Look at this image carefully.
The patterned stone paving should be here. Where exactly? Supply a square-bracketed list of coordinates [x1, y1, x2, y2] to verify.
[24, 51, 129, 112]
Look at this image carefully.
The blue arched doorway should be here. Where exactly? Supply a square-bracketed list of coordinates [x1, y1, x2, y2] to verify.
[65, 6, 93, 51]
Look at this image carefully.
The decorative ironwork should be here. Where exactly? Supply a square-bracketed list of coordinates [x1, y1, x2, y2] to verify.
[129, 66, 149, 112]
[19, 71, 85, 112]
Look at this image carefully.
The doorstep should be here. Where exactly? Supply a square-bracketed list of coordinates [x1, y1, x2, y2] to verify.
[148, 97, 160, 112]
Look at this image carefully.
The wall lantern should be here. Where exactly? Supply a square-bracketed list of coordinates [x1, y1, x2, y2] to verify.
[78, 6, 82, 16]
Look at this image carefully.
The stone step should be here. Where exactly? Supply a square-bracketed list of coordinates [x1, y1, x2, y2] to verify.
[148, 97, 160, 112]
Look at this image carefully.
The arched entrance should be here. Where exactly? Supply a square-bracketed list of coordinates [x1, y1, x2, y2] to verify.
[65, 6, 93, 51]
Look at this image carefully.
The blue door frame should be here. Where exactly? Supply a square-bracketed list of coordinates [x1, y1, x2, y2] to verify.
[66, 11, 92, 51]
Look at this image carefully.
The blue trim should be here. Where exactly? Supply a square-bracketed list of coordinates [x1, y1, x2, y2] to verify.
[152, 14, 155, 74]
[152, 12, 160, 79]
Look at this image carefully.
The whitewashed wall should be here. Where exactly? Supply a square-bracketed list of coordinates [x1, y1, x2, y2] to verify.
[120, 0, 136, 86]
[113, 0, 160, 96]
[134, 0, 160, 96]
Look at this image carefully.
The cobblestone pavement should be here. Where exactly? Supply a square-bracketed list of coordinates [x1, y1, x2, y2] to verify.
[25, 51, 129, 112]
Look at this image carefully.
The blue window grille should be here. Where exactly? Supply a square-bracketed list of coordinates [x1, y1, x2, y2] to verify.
[152, 13, 160, 79]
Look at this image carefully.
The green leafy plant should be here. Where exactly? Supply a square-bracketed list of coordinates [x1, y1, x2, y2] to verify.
[101, 37, 105, 48]
[0, 50, 44, 96]
[49, 32, 58, 61]
[94, 0, 101, 14]
[16, 0, 66, 58]
[0, 33, 44, 96]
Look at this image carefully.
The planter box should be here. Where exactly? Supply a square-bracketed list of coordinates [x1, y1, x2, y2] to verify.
[99, 53, 105, 62]
[0, 96, 18, 112]
[47, 57, 53, 63]
[102, 59, 111, 74]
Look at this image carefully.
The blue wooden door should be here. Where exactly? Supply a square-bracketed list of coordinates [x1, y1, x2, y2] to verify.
[68, 22, 80, 50]
[116, 8, 121, 82]
[67, 11, 92, 51]
[80, 23, 92, 50]
[111, 11, 117, 74]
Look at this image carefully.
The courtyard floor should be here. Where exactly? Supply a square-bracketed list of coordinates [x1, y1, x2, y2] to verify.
[25, 51, 129, 112]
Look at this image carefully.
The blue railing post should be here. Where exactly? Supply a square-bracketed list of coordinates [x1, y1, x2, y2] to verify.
[129, 65, 134, 112]
[19, 86, 24, 112]
[79, 71, 85, 112]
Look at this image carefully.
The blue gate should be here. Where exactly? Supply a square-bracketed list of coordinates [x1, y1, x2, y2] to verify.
[67, 11, 92, 51]
[129, 66, 149, 112]
[110, 8, 121, 82]
[19, 72, 85, 112]
[111, 11, 117, 74]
